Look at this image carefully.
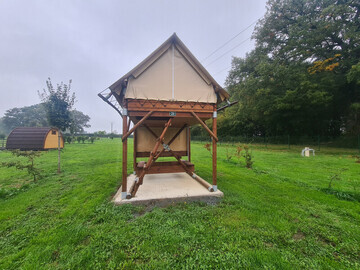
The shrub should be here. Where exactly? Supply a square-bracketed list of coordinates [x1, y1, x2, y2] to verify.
[77, 136, 81, 143]
[0, 150, 42, 181]
[328, 168, 347, 189]
[225, 145, 233, 162]
[235, 144, 242, 164]
[203, 143, 211, 152]
[242, 144, 254, 169]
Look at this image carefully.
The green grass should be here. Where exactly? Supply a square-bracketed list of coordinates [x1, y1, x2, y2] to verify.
[0, 139, 359, 269]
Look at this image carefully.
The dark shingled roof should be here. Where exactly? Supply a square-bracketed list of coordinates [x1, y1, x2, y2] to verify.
[6, 127, 59, 150]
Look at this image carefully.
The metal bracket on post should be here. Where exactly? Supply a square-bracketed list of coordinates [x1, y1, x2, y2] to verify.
[213, 111, 217, 118]
[162, 143, 171, 151]
[212, 185, 218, 191]
[121, 192, 128, 199]
[122, 108, 128, 116]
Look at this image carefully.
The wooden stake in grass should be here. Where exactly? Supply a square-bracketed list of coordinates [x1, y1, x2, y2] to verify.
[38, 78, 76, 174]
[57, 132, 61, 174]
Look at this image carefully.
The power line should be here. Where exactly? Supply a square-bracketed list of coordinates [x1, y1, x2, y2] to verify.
[205, 37, 251, 67]
[201, 18, 259, 63]
[213, 65, 232, 76]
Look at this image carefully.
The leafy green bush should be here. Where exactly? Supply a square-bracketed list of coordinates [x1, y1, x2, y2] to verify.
[0, 150, 42, 181]
[65, 136, 72, 144]
[328, 168, 347, 189]
[242, 144, 254, 169]
[225, 145, 232, 162]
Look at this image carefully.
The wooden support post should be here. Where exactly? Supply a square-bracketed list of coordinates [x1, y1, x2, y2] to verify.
[122, 110, 128, 199]
[127, 118, 131, 133]
[212, 109, 217, 191]
[187, 126, 191, 162]
[122, 111, 153, 141]
[133, 129, 137, 172]
[191, 111, 218, 142]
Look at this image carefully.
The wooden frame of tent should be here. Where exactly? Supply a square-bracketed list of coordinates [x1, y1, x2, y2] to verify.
[120, 99, 218, 198]
[99, 33, 231, 199]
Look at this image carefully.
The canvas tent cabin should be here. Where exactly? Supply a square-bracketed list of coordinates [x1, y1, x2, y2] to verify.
[99, 33, 230, 200]
[6, 127, 64, 151]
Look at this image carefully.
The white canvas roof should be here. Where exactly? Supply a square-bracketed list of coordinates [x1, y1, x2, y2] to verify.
[109, 33, 229, 105]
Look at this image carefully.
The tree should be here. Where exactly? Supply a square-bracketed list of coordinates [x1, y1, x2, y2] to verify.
[69, 110, 91, 134]
[1, 104, 48, 134]
[39, 78, 76, 173]
[1, 104, 90, 136]
[94, 131, 106, 136]
[224, 0, 360, 137]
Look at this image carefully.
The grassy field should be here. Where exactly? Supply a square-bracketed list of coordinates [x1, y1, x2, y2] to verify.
[0, 139, 359, 269]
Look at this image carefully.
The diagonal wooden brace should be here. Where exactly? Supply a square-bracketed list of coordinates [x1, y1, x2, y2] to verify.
[154, 124, 187, 160]
[143, 124, 159, 139]
[122, 111, 153, 141]
[191, 111, 218, 142]
[130, 118, 173, 197]
[143, 124, 187, 161]
[167, 148, 214, 192]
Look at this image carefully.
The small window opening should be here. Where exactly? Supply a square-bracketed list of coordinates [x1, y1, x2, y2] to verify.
[52, 130, 56, 135]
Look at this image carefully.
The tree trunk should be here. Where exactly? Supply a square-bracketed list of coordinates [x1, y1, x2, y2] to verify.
[57, 132, 61, 174]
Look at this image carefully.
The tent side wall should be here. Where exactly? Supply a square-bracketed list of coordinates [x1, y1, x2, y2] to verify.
[44, 129, 64, 149]
[124, 46, 217, 103]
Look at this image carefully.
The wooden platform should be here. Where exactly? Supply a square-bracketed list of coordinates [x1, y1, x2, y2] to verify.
[136, 160, 194, 175]
[113, 173, 223, 206]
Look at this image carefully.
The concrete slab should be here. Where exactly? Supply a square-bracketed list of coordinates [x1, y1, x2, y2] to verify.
[113, 172, 223, 206]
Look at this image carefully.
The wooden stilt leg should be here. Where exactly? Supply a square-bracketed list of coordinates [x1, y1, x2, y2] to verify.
[187, 126, 191, 162]
[133, 129, 137, 173]
[212, 110, 217, 191]
[122, 111, 128, 199]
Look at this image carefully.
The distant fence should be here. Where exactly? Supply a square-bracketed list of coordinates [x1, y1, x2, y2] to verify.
[63, 133, 125, 139]
[0, 139, 6, 150]
[192, 134, 360, 151]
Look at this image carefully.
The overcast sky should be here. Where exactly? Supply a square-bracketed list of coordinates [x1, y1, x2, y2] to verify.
[0, 0, 267, 133]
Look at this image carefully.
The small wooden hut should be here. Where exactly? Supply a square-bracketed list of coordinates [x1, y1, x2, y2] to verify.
[6, 127, 64, 151]
[99, 33, 230, 199]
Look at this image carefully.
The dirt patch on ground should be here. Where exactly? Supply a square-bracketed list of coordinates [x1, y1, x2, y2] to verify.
[264, 242, 274, 248]
[293, 230, 305, 241]
[311, 213, 320, 218]
[318, 235, 336, 247]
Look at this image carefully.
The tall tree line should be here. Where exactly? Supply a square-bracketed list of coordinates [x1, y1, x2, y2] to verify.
[221, 0, 360, 137]
[0, 104, 90, 135]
